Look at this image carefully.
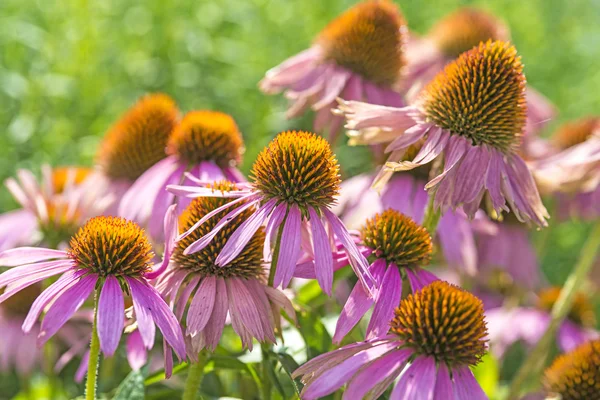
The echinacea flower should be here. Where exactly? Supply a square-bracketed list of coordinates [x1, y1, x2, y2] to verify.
[119, 110, 245, 241]
[334, 209, 438, 342]
[293, 281, 489, 400]
[155, 182, 295, 355]
[3, 165, 110, 249]
[259, 0, 407, 140]
[338, 40, 549, 226]
[486, 287, 598, 357]
[169, 130, 376, 296]
[543, 339, 600, 400]
[533, 117, 600, 219]
[405, 7, 555, 135]
[88, 93, 179, 214]
[0, 216, 186, 362]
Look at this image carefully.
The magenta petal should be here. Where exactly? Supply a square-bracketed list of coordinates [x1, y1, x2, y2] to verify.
[433, 362, 454, 400]
[309, 208, 334, 295]
[452, 366, 488, 400]
[0, 247, 68, 266]
[366, 265, 401, 339]
[145, 204, 179, 279]
[0, 259, 74, 290]
[126, 330, 148, 370]
[391, 356, 437, 400]
[333, 279, 374, 343]
[187, 276, 217, 335]
[263, 202, 287, 260]
[274, 205, 302, 288]
[97, 276, 125, 356]
[127, 278, 156, 349]
[38, 274, 98, 344]
[406, 268, 439, 292]
[75, 351, 90, 383]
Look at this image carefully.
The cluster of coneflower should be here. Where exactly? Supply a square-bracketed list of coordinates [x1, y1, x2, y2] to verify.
[1, 1, 599, 399]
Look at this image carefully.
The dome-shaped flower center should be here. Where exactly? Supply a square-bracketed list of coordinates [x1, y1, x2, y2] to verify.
[428, 8, 509, 59]
[96, 93, 179, 181]
[51, 167, 91, 194]
[68, 217, 154, 277]
[174, 181, 265, 279]
[420, 40, 526, 153]
[251, 131, 340, 215]
[537, 287, 596, 327]
[360, 209, 432, 267]
[167, 111, 244, 167]
[391, 281, 488, 367]
[1, 283, 41, 317]
[316, 0, 406, 86]
[544, 340, 600, 400]
[553, 117, 599, 150]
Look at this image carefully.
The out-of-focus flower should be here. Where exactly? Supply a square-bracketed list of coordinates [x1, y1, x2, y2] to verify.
[486, 287, 598, 357]
[332, 209, 437, 342]
[259, 0, 407, 140]
[543, 339, 600, 400]
[337, 40, 549, 226]
[168, 131, 376, 296]
[155, 182, 295, 358]
[533, 117, 600, 219]
[89, 93, 179, 213]
[3, 166, 110, 250]
[0, 216, 186, 363]
[405, 7, 555, 135]
[293, 281, 489, 400]
[119, 111, 245, 241]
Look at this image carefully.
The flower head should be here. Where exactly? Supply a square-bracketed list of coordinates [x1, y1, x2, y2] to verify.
[544, 339, 600, 400]
[294, 281, 489, 400]
[0, 216, 185, 361]
[96, 93, 179, 181]
[553, 117, 600, 151]
[338, 41, 548, 226]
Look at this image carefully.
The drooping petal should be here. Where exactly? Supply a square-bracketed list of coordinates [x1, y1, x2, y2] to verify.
[0, 247, 68, 267]
[309, 208, 334, 295]
[265, 286, 296, 324]
[127, 278, 156, 349]
[97, 276, 125, 356]
[366, 265, 401, 339]
[273, 205, 302, 288]
[452, 366, 488, 400]
[126, 330, 148, 371]
[390, 356, 437, 400]
[145, 204, 179, 279]
[226, 278, 266, 340]
[202, 278, 229, 351]
[333, 278, 374, 343]
[433, 362, 455, 400]
[187, 276, 217, 335]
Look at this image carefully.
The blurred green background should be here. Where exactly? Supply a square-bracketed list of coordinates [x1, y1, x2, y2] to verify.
[0, 0, 598, 287]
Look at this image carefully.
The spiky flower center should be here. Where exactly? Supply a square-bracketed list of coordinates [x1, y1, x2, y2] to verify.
[429, 8, 509, 58]
[1, 283, 41, 317]
[360, 209, 432, 267]
[68, 217, 154, 277]
[553, 117, 599, 150]
[316, 0, 406, 86]
[96, 93, 178, 181]
[537, 287, 596, 327]
[544, 340, 600, 400]
[167, 111, 243, 167]
[391, 281, 488, 367]
[420, 40, 526, 152]
[173, 181, 265, 279]
[251, 131, 340, 216]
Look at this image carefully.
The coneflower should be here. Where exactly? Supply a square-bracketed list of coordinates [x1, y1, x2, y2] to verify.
[333, 209, 437, 342]
[168, 130, 376, 296]
[405, 7, 555, 135]
[119, 110, 245, 241]
[337, 40, 549, 226]
[543, 339, 600, 400]
[293, 281, 489, 400]
[259, 0, 407, 139]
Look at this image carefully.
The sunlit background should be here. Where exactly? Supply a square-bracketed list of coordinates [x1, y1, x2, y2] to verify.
[1, 0, 599, 397]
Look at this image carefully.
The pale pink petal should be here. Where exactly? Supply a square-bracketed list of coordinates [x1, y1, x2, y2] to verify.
[0, 247, 68, 266]
[97, 276, 125, 356]
[265, 286, 296, 324]
[259, 46, 321, 92]
[273, 205, 302, 288]
[145, 204, 179, 279]
[187, 276, 216, 335]
[126, 330, 148, 370]
[227, 278, 266, 340]
[202, 278, 229, 351]
[309, 208, 334, 295]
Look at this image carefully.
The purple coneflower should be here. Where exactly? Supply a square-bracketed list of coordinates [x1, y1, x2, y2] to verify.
[259, 0, 407, 139]
[543, 339, 600, 399]
[486, 287, 598, 357]
[119, 110, 245, 241]
[405, 7, 555, 135]
[333, 209, 437, 342]
[337, 40, 549, 226]
[155, 182, 295, 356]
[293, 281, 489, 400]
[0, 216, 186, 363]
[168, 130, 376, 296]
[87, 93, 180, 214]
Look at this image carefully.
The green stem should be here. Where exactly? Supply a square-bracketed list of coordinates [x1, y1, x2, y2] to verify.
[85, 290, 101, 400]
[182, 351, 209, 400]
[261, 344, 272, 400]
[422, 192, 442, 237]
[507, 220, 600, 399]
[268, 224, 284, 287]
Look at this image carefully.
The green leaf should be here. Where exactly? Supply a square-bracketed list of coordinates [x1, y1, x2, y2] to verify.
[113, 367, 147, 400]
[296, 310, 332, 359]
[274, 352, 303, 396]
[144, 363, 189, 386]
[472, 353, 499, 397]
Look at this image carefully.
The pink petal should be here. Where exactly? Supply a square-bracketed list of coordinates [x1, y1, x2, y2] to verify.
[366, 264, 401, 339]
[405, 268, 439, 293]
[97, 276, 125, 356]
[226, 278, 266, 340]
[127, 277, 156, 349]
[333, 278, 374, 343]
[309, 208, 334, 295]
[390, 356, 437, 400]
[385, 124, 431, 153]
[145, 203, 179, 279]
[434, 362, 455, 400]
[187, 276, 216, 335]
[202, 278, 229, 351]
[452, 366, 487, 400]
[0, 247, 68, 266]
[126, 330, 148, 370]
[274, 205, 302, 288]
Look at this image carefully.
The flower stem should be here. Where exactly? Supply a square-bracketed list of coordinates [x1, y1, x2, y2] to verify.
[261, 344, 272, 400]
[182, 351, 209, 400]
[85, 289, 101, 400]
[507, 220, 600, 399]
[268, 224, 284, 287]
